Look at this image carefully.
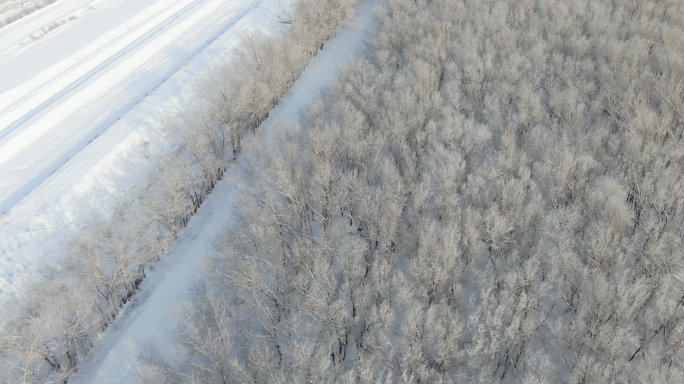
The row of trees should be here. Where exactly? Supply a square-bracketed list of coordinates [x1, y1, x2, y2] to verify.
[139, 0, 684, 382]
[0, 0, 59, 28]
[0, 0, 359, 382]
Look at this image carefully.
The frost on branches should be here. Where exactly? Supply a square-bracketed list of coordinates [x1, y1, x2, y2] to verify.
[139, 0, 684, 382]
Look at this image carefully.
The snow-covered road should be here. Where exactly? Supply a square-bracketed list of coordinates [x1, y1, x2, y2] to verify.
[0, 0, 294, 303]
[71, 0, 378, 381]
[0, 0, 262, 216]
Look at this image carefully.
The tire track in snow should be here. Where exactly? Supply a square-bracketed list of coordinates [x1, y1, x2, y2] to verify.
[0, 0, 265, 216]
[0, 0, 204, 142]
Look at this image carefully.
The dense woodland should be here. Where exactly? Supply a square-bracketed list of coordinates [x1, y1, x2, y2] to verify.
[137, 0, 684, 382]
[0, 0, 358, 382]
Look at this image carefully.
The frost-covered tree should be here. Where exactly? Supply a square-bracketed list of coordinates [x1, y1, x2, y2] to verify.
[143, 0, 684, 381]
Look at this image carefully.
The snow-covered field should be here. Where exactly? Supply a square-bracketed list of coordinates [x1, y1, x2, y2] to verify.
[69, 1, 378, 381]
[0, 0, 299, 303]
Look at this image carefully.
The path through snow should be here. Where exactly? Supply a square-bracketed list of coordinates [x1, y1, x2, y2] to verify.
[72, 0, 379, 382]
[0, 0, 294, 304]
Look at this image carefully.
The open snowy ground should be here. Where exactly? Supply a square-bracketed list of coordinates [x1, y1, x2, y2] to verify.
[70, 0, 378, 381]
[0, 0, 298, 303]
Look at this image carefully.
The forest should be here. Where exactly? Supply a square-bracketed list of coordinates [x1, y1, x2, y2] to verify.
[0, 0, 358, 381]
[137, 0, 684, 382]
[2, 0, 684, 382]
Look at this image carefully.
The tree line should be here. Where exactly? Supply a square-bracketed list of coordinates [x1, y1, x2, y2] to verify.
[0, 0, 59, 29]
[0, 0, 358, 382]
[138, 0, 684, 382]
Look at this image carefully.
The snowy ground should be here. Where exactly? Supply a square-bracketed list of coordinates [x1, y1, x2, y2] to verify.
[70, 0, 378, 381]
[0, 0, 299, 303]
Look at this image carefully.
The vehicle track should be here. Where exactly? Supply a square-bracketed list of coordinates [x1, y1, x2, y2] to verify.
[0, 0, 264, 216]
[0, 0, 204, 141]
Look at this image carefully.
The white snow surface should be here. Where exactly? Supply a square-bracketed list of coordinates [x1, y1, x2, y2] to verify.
[71, 0, 378, 382]
[0, 0, 298, 304]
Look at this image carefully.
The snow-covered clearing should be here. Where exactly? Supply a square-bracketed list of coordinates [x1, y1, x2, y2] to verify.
[0, 0, 297, 304]
[70, 0, 378, 381]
